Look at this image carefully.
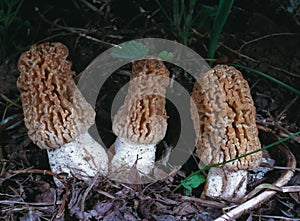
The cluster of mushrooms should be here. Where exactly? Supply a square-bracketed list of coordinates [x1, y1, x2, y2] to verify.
[17, 42, 262, 203]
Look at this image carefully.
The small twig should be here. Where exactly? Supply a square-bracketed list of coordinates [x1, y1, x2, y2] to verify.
[260, 163, 300, 172]
[0, 114, 23, 133]
[193, 30, 300, 78]
[276, 96, 299, 120]
[125, 11, 149, 29]
[266, 64, 300, 78]
[35, 7, 86, 33]
[256, 122, 300, 144]
[35, 6, 120, 49]
[245, 183, 300, 200]
[252, 214, 300, 220]
[78, 33, 121, 48]
[250, 78, 260, 90]
[0, 200, 60, 207]
[239, 32, 300, 52]
[0, 94, 22, 109]
[220, 42, 300, 78]
[96, 189, 115, 199]
[276, 126, 300, 144]
[81, 173, 100, 221]
[9, 169, 69, 219]
[220, 42, 258, 62]
[120, 183, 136, 191]
[256, 124, 272, 133]
[37, 32, 74, 44]
[180, 195, 226, 209]
[77, 0, 103, 16]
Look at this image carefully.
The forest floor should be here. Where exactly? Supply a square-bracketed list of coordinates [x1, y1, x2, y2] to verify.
[0, 0, 300, 220]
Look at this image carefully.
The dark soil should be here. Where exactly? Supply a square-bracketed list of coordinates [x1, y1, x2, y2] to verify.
[0, 0, 300, 220]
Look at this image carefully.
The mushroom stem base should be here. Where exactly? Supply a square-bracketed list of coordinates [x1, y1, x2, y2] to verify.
[47, 131, 108, 185]
[110, 137, 156, 182]
[203, 167, 247, 203]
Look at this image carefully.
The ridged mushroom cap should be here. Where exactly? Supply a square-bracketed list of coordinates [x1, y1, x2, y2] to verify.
[17, 42, 95, 150]
[112, 58, 170, 145]
[190, 65, 261, 171]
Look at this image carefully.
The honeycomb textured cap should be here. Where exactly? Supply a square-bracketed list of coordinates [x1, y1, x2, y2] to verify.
[17, 42, 95, 150]
[112, 58, 170, 145]
[191, 65, 262, 171]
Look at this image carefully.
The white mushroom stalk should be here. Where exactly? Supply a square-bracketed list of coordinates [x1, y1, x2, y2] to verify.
[113, 137, 156, 175]
[111, 58, 170, 182]
[190, 65, 262, 202]
[17, 42, 108, 184]
[47, 131, 108, 181]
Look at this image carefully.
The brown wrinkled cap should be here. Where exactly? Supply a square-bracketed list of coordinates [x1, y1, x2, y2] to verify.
[112, 59, 170, 145]
[191, 65, 261, 171]
[17, 42, 95, 150]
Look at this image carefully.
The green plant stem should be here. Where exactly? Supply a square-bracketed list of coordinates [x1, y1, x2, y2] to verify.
[156, 0, 199, 45]
[2, 103, 11, 121]
[230, 63, 300, 96]
[173, 130, 300, 192]
[208, 0, 234, 66]
[155, 0, 173, 25]
[2, 0, 24, 27]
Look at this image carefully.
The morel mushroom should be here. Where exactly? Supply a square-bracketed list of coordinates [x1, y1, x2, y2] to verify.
[17, 42, 108, 183]
[190, 65, 262, 202]
[111, 58, 170, 180]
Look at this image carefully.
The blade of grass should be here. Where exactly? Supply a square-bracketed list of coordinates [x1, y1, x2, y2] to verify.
[192, 4, 217, 31]
[156, 0, 200, 45]
[230, 63, 300, 96]
[183, 0, 197, 45]
[208, 0, 234, 66]
[181, 0, 187, 44]
[155, 0, 173, 25]
[173, 0, 180, 33]
[173, 130, 300, 192]
[5, 0, 24, 27]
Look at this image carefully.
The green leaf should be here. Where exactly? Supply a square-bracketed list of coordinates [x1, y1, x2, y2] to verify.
[183, 188, 191, 196]
[111, 41, 148, 60]
[158, 51, 174, 60]
[181, 174, 206, 190]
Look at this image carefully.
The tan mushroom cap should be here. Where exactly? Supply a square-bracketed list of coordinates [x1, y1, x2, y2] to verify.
[17, 42, 95, 150]
[191, 65, 261, 171]
[112, 58, 170, 145]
